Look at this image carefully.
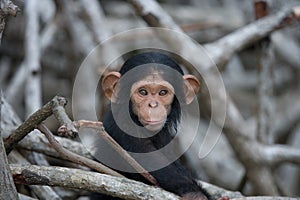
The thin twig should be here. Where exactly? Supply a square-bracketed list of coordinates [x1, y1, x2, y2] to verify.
[37, 123, 123, 178]
[74, 120, 158, 186]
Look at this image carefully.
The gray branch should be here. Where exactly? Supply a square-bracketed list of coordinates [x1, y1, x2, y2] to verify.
[10, 164, 181, 200]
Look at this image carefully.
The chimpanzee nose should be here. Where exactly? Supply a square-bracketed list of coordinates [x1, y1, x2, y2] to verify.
[149, 101, 158, 108]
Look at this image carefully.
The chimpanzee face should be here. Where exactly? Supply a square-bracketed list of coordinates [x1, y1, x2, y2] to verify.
[102, 67, 200, 133]
[130, 73, 175, 131]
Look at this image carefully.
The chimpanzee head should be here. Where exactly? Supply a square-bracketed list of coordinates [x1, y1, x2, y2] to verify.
[102, 51, 200, 133]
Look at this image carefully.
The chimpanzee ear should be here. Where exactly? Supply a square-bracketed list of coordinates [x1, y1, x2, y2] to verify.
[183, 75, 200, 104]
[102, 71, 121, 102]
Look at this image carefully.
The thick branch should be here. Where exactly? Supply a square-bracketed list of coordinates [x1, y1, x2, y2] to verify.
[205, 5, 300, 66]
[0, 133, 18, 199]
[4, 95, 67, 153]
[0, 96, 18, 199]
[128, 0, 300, 68]
[24, 0, 42, 116]
[8, 150, 62, 200]
[10, 164, 180, 200]
[264, 145, 300, 165]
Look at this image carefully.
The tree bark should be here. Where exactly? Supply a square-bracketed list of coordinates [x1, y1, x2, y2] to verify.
[0, 95, 18, 200]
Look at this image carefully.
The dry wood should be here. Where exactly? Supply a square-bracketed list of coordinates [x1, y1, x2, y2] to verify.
[8, 150, 62, 200]
[74, 120, 158, 186]
[53, 96, 78, 138]
[0, 1, 20, 199]
[24, 0, 42, 116]
[4, 96, 66, 153]
[37, 123, 123, 178]
[0, 0, 18, 43]
[1, 0, 300, 198]
[18, 129, 92, 160]
[0, 131, 18, 199]
[10, 164, 181, 200]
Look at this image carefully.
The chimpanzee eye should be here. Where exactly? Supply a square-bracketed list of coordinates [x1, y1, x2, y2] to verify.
[159, 89, 168, 96]
[138, 88, 148, 96]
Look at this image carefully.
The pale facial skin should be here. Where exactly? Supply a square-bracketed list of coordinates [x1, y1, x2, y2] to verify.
[130, 73, 175, 132]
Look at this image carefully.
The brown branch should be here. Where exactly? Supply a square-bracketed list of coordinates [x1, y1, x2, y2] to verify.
[4, 95, 68, 153]
[74, 120, 158, 186]
[10, 164, 180, 200]
[37, 123, 123, 178]
[254, 0, 269, 19]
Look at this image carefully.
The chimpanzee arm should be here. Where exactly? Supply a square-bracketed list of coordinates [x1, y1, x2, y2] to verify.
[103, 113, 209, 199]
[118, 134, 208, 198]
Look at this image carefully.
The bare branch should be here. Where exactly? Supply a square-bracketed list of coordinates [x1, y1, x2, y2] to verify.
[10, 164, 181, 200]
[24, 0, 42, 116]
[128, 0, 300, 68]
[52, 96, 77, 138]
[233, 197, 298, 200]
[37, 123, 123, 178]
[8, 150, 62, 200]
[205, 5, 300, 66]
[0, 94, 18, 199]
[4, 96, 67, 153]
[80, 0, 122, 71]
[0, 0, 19, 43]
[19, 129, 92, 160]
[6, 8, 58, 105]
[0, 128, 18, 200]
[255, 0, 275, 144]
[74, 120, 158, 186]
[256, 40, 275, 144]
[264, 145, 300, 165]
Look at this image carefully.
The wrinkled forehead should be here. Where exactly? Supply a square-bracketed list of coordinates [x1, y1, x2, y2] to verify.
[119, 64, 184, 92]
[143, 70, 164, 81]
[131, 73, 175, 91]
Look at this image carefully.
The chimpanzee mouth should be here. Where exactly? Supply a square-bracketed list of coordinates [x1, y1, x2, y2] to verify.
[141, 118, 166, 125]
[144, 120, 164, 125]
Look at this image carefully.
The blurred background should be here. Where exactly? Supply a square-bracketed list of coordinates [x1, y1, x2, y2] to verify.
[1, 0, 300, 198]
